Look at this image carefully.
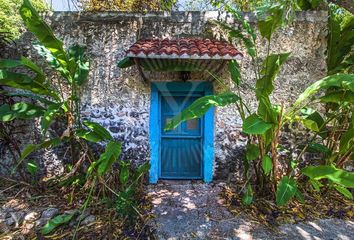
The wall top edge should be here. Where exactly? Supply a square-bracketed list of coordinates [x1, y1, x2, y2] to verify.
[49, 10, 328, 23]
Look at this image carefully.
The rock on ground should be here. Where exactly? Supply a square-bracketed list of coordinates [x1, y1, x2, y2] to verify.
[0, 199, 97, 237]
[148, 181, 354, 240]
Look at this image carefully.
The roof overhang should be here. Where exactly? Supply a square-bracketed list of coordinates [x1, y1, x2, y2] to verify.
[117, 38, 243, 81]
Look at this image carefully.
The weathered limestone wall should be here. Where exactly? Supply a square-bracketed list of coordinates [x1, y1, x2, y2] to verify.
[3, 11, 328, 180]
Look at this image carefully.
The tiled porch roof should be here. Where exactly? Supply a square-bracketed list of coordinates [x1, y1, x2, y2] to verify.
[126, 38, 243, 60]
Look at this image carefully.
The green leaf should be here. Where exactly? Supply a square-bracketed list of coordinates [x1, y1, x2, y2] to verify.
[261, 155, 272, 175]
[20, 0, 71, 82]
[303, 119, 321, 132]
[301, 108, 328, 139]
[256, 53, 291, 98]
[4, 92, 56, 105]
[305, 110, 324, 129]
[257, 96, 279, 123]
[68, 45, 90, 86]
[117, 57, 135, 68]
[309, 179, 322, 191]
[295, 74, 354, 106]
[334, 185, 353, 200]
[41, 213, 75, 235]
[214, 13, 256, 58]
[0, 103, 45, 122]
[257, 4, 285, 41]
[77, 120, 113, 143]
[339, 128, 354, 154]
[262, 128, 274, 146]
[20, 56, 46, 83]
[32, 42, 71, 82]
[242, 184, 253, 205]
[320, 90, 354, 103]
[115, 185, 135, 216]
[301, 110, 325, 135]
[20, 138, 61, 161]
[75, 129, 103, 143]
[302, 165, 354, 188]
[27, 160, 38, 175]
[165, 92, 240, 130]
[0, 57, 45, 83]
[276, 176, 297, 206]
[0, 59, 23, 68]
[0, 70, 58, 99]
[12, 138, 61, 174]
[295, 189, 305, 203]
[133, 162, 150, 182]
[41, 103, 63, 135]
[297, 0, 317, 10]
[300, 107, 315, 116]
[307, 143, 331, 156]
[119, 161, 130, 186]
[229, 60, 241, 86]
[83, 120, 113, 141]
[245, 144, 260, 161]
[96, 141, 122, 176]
[242, 114, 273, 135]
[20, 145, 37, 162]
[327, 5, 354, 74]
[290, 160, 298, 170]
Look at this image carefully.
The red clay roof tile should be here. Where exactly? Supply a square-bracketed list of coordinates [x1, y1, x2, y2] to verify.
[126, 38, 242, 60]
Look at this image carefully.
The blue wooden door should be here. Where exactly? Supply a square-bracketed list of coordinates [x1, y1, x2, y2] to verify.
[160, 94, 203, 179]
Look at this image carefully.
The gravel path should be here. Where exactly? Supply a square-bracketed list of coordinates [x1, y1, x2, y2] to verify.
[148, 181, 354, 240]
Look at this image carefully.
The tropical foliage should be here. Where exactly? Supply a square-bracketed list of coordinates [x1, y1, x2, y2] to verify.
[0, 0, 353, 237]
[327, 4, 354, 74]
[0, 0, 149, 235]
[166, 0, 354, 206]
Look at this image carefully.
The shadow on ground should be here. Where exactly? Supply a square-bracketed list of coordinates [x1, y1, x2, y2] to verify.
[148, 181, 354, 240]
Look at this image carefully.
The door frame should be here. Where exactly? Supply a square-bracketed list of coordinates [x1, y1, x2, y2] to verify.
[149, 81, 214, 183]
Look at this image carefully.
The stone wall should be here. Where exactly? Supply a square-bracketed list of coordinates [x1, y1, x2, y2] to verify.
[2, 11, 328, 180]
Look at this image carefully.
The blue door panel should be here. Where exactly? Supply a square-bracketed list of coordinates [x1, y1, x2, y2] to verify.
[161, 138, 201, 178]
[160, 94, 203, 179]
[149, 82, 214, 183]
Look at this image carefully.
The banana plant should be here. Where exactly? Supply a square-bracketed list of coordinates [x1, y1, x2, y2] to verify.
[0, 1, 149, 234]
[288, 3, 354, 200]
[0, 0, 120, 179]
[289, 73, 354, 199]
[166, 1, 354, 206]
[302, 165, 354, 200]
[166, 3, 296, 205]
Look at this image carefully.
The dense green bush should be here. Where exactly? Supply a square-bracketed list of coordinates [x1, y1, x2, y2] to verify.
[0, 0, 47, 39]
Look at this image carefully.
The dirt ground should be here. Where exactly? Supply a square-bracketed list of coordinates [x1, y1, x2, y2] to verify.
[148, 181, 354, 240]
